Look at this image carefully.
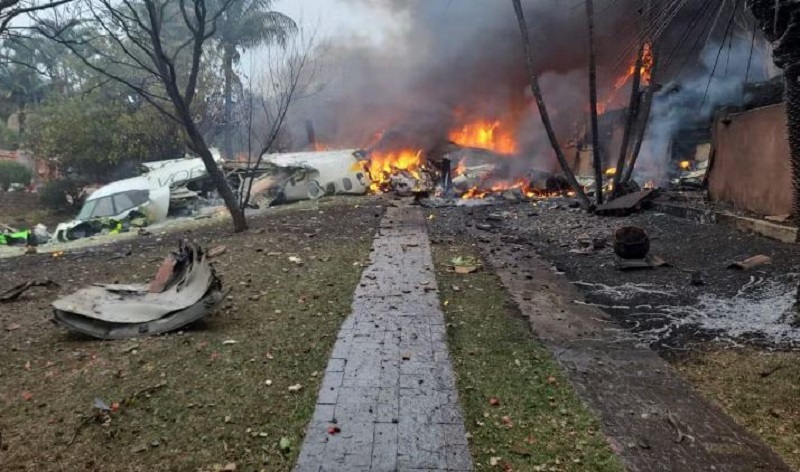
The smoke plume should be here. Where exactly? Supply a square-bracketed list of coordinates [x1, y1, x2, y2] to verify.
[286, 0, 769, 179]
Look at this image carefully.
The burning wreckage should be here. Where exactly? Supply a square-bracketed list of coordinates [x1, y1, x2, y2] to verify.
[241, 144, 574, 205]
[46, 143, 583, 247]
[40, 114, 680, 249]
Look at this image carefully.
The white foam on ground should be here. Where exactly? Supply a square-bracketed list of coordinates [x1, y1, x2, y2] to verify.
[689, 278, 799, 344]
[584, 277, 800, 347]
[632, 280, 800, 346]
[574, 281, 677, 300]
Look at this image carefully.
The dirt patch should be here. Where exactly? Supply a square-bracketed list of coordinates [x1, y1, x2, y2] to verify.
[0, 200, 383, 471]
[431, 242, 622, 472]
[676, 349, 800, 471]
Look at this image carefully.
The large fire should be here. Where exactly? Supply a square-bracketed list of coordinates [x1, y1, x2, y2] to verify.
[361, 118, 524, 197]
[363, 149, 424, 192]
[449, 120, 518, 155]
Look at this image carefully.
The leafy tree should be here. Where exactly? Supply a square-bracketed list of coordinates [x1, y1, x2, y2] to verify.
[0, 159, 30, 189]
[40, 0, 252, 232]
[25, 92, 184, 182]
[215, 0, 295, 159]
[0, 35, 51, 136]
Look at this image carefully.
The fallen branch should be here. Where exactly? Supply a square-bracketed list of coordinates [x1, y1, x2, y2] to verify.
[129, 382, 167, 400]
[67, 415, 93, 446]
[0, 279, 59, 303]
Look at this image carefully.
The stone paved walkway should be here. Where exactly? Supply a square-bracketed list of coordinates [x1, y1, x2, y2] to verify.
[295, 206, 473, 472]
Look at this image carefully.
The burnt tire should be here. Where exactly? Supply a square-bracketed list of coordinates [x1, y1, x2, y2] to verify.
[613, 226, 650, 259]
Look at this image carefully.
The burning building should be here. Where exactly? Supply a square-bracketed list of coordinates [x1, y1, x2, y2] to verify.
[277, 0, 777, 201]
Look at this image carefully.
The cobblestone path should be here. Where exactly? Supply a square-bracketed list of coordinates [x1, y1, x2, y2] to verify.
[295, 206, 473, 472]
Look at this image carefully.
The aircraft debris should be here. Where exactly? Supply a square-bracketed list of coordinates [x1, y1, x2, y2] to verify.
[52, 241, 223, 339]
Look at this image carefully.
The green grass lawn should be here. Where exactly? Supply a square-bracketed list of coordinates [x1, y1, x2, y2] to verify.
[433, 243, 623, 472]
[0, 202, 379, 472]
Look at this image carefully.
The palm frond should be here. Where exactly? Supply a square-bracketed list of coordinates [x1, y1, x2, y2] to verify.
[216, 0, 296, 52]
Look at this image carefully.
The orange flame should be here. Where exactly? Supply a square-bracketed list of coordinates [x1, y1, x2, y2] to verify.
[449, 120, 518, 155]
[454, 159, 467, 176]
[461, 178, 538, 200]
[599, 42, 654, 114]
[363, 149, 423, 193]
[640, 42, 654, 86]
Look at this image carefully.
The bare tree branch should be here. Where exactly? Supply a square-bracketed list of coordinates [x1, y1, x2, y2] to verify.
[240, 26, 318, 208]
[35, 0, 251, 231]
[0, 0, 75, 38]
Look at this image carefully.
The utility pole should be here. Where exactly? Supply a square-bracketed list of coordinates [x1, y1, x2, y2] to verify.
[611, 43, 645, 197]
[586, 0, 604, 205]
[511, 0, 591, 209]
[623, 0, 658, 185]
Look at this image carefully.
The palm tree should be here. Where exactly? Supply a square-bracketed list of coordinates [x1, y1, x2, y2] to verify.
[0, 36, 50, 136]
[215, 0, 296, 160]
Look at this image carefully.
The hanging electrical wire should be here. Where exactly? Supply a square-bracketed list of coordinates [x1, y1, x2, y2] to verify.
[700, 0, 741, 109]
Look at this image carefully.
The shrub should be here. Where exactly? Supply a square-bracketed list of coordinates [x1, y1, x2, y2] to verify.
[0, 161, 32, 191]
[38, 178, 86, 213]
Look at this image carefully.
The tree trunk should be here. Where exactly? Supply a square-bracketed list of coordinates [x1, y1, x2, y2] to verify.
[17, 101, 26, 137]
[223, 44, 235, 161]
[511, 0, 591, 210]
[178, 93, 248, 232]
[612, 43, 644, 197]
[190, 128, 248, 232]
[586, 0, 604, 205]
[786, 64, 800, 221]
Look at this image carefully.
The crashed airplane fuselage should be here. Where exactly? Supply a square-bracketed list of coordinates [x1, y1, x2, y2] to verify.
[235, 149, 370, 207]
[54, 155, 221, 242]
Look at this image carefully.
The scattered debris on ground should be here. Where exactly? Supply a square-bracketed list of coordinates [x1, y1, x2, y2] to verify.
[595, 189, 655, 216]
[430, 200, 800, 349]
[0, 279, 59, 303]
[729, 254, 772, 270]
[52, 241, 223, 339]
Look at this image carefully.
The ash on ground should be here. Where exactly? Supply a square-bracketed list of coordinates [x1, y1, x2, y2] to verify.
[428, 200, 800, 350]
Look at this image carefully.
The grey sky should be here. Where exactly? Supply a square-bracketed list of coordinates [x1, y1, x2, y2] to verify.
[273, 0, 404, 44]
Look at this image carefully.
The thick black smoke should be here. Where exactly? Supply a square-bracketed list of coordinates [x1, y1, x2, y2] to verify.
[286, 0, 770, 175]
